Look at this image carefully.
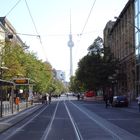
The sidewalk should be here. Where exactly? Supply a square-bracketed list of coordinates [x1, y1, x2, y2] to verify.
[0, 103, 43, 133]
[0, 101, 40, 118]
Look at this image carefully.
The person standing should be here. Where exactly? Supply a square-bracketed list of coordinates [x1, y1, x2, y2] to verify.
[136, 95, 140, 112]
[15, 97, 20, 111]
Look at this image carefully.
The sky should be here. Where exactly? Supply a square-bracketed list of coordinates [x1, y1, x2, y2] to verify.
[0, 0, 128, 81]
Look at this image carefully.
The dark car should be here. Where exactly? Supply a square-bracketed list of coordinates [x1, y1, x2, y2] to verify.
[112, 95, 129, 107]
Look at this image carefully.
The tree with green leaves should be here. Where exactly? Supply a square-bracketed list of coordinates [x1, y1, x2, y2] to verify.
[69, 76, 85, 93]
[75, 36, 118, 92]
[2, 41, 66, 95]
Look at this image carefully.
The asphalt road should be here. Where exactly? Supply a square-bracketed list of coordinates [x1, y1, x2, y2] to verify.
[0, 95, 140, 140]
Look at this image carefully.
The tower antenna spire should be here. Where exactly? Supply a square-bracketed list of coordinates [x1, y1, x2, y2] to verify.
[70, 9, 71, 34]
[67, 9, 74, 78]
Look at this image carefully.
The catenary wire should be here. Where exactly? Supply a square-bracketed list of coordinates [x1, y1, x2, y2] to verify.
[24, 0, 40, 36]
[73, 0, 97, 73]
[5, 0, 22, 17]
[80, 0, 97, 35]
[24, 0, 48, 61]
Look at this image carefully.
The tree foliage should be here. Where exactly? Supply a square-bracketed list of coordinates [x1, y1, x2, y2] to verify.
[75, 36, 118, 91]
[2, 41, 66, 94]
[69, 76, 85, 93]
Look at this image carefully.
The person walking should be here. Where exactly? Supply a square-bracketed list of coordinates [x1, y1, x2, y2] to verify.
[77, 93, 80, 100]
[136, 95, 140, 112]
[44, 94, 47, 104]
[15, 97, 20, 111]
[109, 88, 113, 107]
[49, 94, 51, 104]
[104, 93, 109, 108]
[46, 94, 49, 104]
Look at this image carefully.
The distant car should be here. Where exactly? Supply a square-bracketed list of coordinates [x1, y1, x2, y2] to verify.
[84, 91, 95, 97]
[112, 95, 129, 107]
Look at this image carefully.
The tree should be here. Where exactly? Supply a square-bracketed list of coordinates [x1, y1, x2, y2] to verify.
[69, 76, 85, 93]
[75, 36, 118, 92]
[2, 41, 65, 95]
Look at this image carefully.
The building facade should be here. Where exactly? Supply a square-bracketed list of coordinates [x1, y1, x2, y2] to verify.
[0, 17, 25, 46]
[104, 0, 135, 98]
[0, 22, 5, 64]
[0, 17, 26, 67]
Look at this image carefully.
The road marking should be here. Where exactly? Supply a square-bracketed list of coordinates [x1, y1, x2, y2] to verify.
[64, 101, 83, 140]
[41, 101, 59, 140]
[70, 101, 122, 140]
[1, 105, 49, 140]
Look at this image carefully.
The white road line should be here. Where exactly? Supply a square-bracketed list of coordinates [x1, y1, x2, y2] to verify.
[70, 101, 122, 140]
[64, 101, 83, 140]
[41, 101, 59, 140]
[3, 105, 49, 140]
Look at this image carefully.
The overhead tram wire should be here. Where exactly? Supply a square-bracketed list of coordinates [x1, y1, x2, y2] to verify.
[80, 0, 97, 36]
[3, 0, 40, 39]
[5, 0, 22, 17]
[24, 0, 39, 37]
[2, 0, 97, 39]
[2, 0, 97, 63]
[74, 0, 97, 64]
[24, 0, 48, 61]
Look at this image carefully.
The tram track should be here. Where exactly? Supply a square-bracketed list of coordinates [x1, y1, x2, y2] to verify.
[0, 98, 139, 140]
[64, 101, 84, 140]
[0, 104, 50, 140]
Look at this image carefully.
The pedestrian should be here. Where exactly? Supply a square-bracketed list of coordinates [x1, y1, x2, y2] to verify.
[15, 97, 20, 111]
[109, 88, 113, 107]
[44, 94, 47, 104]
[136, 95, 140, 112]
[9, 95, 12, 108]
[46, 94, 49, 104]
[77, 93, 80, 100]
[104, 93, 109, 108]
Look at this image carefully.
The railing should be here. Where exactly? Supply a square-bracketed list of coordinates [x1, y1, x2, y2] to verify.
[0, 101, 34, 117]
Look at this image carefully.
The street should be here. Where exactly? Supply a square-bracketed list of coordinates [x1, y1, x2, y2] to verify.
[0, 95, 140, 140]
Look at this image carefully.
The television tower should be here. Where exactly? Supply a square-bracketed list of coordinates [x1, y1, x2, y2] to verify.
[67, 12, 74, 78]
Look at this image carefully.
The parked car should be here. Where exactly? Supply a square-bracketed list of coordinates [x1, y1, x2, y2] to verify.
[112, 95, 129, 107]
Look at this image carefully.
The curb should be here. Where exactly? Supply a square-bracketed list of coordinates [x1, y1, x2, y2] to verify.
[0, 104, 44, 133]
